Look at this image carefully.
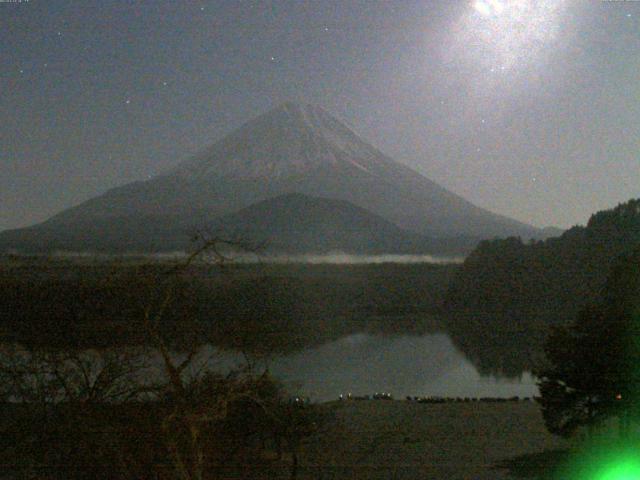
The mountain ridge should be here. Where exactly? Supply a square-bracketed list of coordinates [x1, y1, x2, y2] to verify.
[0, 102, 546, 253]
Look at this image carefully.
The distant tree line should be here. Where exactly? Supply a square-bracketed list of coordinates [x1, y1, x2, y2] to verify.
[0, 260, 453, 353]
[444, 199, 640, 377]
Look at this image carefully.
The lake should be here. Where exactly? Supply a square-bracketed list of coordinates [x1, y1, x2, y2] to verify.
[210, 333, 539, 402]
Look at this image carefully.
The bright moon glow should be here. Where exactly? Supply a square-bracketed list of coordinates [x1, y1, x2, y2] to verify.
[452, 0, 570, 72]
[474, 0, 505, 17]
[473, 1, 492, 17]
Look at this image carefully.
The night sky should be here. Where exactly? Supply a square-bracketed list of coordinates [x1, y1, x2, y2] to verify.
[1, 0, 638, 232]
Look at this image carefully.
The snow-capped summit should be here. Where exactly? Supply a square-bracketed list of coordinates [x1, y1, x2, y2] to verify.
[174, 102, 384, 181]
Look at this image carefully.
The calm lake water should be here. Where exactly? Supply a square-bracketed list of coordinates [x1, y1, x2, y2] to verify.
[2, 333, 537, 404]
[212, 333, 538, 402]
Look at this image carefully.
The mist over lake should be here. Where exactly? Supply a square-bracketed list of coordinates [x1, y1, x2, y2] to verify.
[234, 253, 466, 265]
[42, 251, 465, 265]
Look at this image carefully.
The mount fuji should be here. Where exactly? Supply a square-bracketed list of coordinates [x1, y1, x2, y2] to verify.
[0, 102, 544, 254]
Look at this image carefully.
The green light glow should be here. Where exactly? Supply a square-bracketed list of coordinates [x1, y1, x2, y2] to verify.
[597, 457, 640, 480]
[558, 442, 640, 480]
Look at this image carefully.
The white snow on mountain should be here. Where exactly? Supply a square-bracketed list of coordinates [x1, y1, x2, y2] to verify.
[173, 102, 386, 181]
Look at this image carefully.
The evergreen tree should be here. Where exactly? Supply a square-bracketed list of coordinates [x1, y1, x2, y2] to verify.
[536, 246, 640, 437]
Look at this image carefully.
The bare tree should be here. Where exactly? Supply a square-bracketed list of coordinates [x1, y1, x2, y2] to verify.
[134, 234, 311, 480]
[0, 234, 318, 479]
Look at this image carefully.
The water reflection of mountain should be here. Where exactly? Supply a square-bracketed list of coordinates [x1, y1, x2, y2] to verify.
[0, 257, 528, 382]
[266, 333, 538, 402]
[0, 259, 453, 349]
[191, 333, 538, 402]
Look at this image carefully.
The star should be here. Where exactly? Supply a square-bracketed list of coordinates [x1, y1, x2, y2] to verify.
[324, 27, 329, 32]
[57, 31, 62, 36]
[125, 99, 131, 104]
[19, 69, 24, 74]
[162, 81, 168, 86]
[270, 56, 275, 61]
[200, 6, 205, 11]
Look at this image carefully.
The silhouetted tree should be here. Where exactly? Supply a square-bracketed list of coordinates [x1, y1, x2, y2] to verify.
[445, 198, 640, 376]
[536, 246, 640, 438]
[0, 235, 320, 479]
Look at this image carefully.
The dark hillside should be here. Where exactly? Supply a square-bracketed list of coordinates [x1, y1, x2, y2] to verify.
[211, 193, 478, 255]
[444, 199, 640, 376]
